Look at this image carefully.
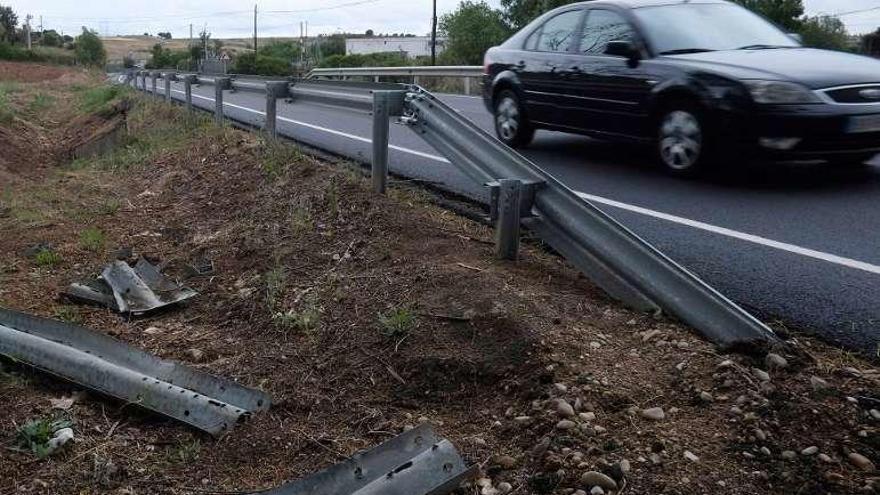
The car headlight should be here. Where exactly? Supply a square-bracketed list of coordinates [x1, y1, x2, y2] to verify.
[744, 80, 821, 104]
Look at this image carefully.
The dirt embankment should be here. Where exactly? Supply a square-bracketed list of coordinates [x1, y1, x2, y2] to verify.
[2, 62, 880, 495]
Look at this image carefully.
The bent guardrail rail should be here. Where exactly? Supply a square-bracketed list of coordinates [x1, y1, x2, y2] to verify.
[307, 66, 483, 94]
[130, 72, 778, 348]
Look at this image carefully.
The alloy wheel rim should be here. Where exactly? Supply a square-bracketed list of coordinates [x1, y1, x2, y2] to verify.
[659, 110, 702, 170]
[496, 97, 520, 141]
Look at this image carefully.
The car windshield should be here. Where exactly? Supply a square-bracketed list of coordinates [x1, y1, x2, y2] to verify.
[632, 3, 800, 55]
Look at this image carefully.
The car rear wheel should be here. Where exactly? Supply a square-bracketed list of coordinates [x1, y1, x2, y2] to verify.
[494, 90, 535, 148]
[656, 105, 709, 176]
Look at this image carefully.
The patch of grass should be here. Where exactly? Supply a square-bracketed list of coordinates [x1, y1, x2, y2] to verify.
[290, 205, 314, 235]
[53, 306, 83, 325]
[99, 198, 121, 216]
[79, 227, 107, 252]
[168, 438, 201, 464]
[0, 88, 13, 123]
[379, 308, 417, 339]
[260, 138, 304, 179]
[264, 265, 286, 314]
[274, 306, 320, 331]
[34, 248, 62, 267]
[27, 92, 54, 113]
[15, 416, 73, 459]
[78, 85, 128, 114]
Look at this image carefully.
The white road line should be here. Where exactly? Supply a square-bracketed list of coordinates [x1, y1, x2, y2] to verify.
[577, 193, 880, 276]
[172, 89, 880, 276]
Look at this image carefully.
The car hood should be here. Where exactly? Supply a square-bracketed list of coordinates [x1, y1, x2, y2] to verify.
[662, 48, 880, 89]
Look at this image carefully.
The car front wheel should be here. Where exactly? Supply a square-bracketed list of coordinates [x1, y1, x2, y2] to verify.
[656, 105, 708, 176]
[494, 90, 535, 148]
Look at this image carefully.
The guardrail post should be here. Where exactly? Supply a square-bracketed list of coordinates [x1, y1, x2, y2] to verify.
[464, 77, 471, 96]
[264, 82, 289, 139]
[183, 75, 195, 113]
[150, 72, 158, 97]
[139, 72, 146, 92]
[371, 91, 394, 194]
[214, 77, 231, 126]
[164, 73, 173, 102]
[494, 179, 523, 261]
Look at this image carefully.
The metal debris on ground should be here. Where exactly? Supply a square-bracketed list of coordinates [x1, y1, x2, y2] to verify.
[0, 308, 271, 435]
[63, 257, 197, 316]
[261, 424, 475, 495]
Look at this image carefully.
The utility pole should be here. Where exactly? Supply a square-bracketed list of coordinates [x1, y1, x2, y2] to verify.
[300, 22, 304, 66]
[431, 0, 437, 66]
[204, 24, 209, 59]
[25, 14, 32, 50]
[305, 21, 309, 64]
[39, 16, 43, 37]
[253, 4, 258, 55]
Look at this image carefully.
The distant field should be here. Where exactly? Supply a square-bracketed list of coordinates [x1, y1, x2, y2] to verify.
[102, 36, 301, 63]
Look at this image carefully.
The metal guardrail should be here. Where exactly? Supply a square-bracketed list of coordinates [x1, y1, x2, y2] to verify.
[129, 71, 778, 348]
[307, 66, 483, 95]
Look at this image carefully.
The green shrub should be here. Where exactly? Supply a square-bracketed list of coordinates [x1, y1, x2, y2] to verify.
[75, 28, 106, 67]
[34, 248, 61, 267]
[318, 51, 409, 69]
[232, 53, 290, 76]
[79, 227, 106, 251]
[379, 308, 416, 339]
[16, 417, 73, 458]
[78, 85, 127, 114]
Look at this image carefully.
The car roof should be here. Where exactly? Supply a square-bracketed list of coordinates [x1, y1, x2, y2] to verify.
[569, 0, 727, 9]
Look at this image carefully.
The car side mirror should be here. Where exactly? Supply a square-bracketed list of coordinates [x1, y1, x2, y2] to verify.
[605, 40, 641, 66]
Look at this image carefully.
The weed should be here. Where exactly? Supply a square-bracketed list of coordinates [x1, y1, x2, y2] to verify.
[325, 183, 339, 218]
[274, 306, 320, 331]
[15, 416, 73, 458]
[78, 85, 127, 114]
[79, 227, 106, 252]
[27, 93, 54, 113]
[0, 88, 13, 123]
[290, 205, 314, 235]
[379, 308, 417, 339]
[264, 265, 286, 314]
[54, 306, 82, 325]
[99, 198, 121, 216]
[169, 438, 201, 464]
[34, 248, 62, 267]
[260, 139, 303, 179]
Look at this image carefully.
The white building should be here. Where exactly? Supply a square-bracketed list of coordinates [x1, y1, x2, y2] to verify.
[345, 37, 447, 59]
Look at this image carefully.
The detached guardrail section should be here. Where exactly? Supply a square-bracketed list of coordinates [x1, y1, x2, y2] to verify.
[129, 71, 777, 348]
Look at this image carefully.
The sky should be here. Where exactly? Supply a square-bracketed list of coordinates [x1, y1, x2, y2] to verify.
[8, 0, 880, 39]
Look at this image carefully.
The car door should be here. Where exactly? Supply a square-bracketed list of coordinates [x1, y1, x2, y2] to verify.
[517, 8, 586, 127]
[568, 8, 656, 138]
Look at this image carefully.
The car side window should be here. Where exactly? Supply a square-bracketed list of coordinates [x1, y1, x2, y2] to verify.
[535, 10, 583, 53]
[579, 9, 635, 55]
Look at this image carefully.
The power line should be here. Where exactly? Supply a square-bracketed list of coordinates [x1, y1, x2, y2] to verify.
[834, 6, 880, 17]
[265, 0, 383, 14]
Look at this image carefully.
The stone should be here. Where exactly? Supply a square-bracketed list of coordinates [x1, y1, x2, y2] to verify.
[556, 420, 577, 430]
[849, 452, 876, 472]
[476, 478, 492, 488]
[754, 429, 767, 441]
[557, 400, 576, 418]
[590, 487, 605, 495]
[870, 409, 880, 421]
[494, 455, 518, 469]
[801, 446, 819, 456]
[619, 459, 631, 473]
[811, 376, 830, 392]
[684, 451, 700, 462]
[497, 482, 513, 494]
[554, 383, 569, 393]
[760, 447, 772, 457]
[641, 407, 666, 421]
[186, 348, 205, 362]
[580, 471, 618, 491]
[590, 341, 602, 349]
[514, 416, 532, 425]
[819, 454, 833, 463]
[481, 488, 499, 495]
[699, 391, 714, 403]
[593, 425, 607, 434]
[579, 412, 596, 421]
[781, 451, 797, 460]
[753, 368, 771, 382]
[144, 326, 161, 335]
[765, 353, 789, 370]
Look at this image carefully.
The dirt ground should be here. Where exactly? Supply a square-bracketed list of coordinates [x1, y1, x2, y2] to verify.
[2, 62, 880, 495]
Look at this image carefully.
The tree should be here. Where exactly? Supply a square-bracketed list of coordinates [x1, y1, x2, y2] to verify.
[41, 29, 62, 47]
[157, 32, 172, 40]
[800, 15, 849, 51]
[75, 27, 106, 66]
[732, 0, 804, 31]
[0, 5, 17, 44]
[863, 29, 880, 57]
[500, 0, 578, 30]
[366, 29, 374, 37]
[440, 1, 511, 65]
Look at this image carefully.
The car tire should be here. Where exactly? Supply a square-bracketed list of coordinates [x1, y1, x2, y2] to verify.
[655, 102, 713, 176]
[494, 90, 535, 148]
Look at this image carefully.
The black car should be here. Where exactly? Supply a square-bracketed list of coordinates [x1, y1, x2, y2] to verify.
[483, 0, 880, 174]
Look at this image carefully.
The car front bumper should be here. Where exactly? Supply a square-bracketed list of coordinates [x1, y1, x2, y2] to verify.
[736, 103, 880, 160]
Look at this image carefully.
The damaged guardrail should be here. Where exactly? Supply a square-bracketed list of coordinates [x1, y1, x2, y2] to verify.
[0, 308, 271, 435]
[261, 424, 475, 495]
[130, 72, 777, 348]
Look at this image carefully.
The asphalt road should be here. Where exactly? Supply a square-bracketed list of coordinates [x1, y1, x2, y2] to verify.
[144, 78, 880, 353]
